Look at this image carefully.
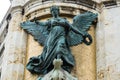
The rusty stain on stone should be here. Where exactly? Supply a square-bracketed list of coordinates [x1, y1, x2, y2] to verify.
[97, 70, 105, 79]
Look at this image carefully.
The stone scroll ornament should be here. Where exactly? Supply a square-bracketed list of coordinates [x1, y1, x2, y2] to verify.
[20, 6, 97, 80]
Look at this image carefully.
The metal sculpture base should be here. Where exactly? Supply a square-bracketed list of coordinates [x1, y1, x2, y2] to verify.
[37, 59, 78, 80]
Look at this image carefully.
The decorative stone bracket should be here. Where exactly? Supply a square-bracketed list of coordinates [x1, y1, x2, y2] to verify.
[37, 59, 78, 80]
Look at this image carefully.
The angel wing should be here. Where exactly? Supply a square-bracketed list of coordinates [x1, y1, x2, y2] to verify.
[20, 20, 50, 46]
[67, 12, 98, 46]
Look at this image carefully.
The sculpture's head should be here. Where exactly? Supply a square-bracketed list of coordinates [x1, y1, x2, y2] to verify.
[50, 6, 60, 18]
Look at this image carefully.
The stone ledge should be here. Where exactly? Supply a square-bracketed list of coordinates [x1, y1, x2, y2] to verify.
[24, 3, 98, 20]
[24, 0, 97, 10]
[103, 1, 117, 7]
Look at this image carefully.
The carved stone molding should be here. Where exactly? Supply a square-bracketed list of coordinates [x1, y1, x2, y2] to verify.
[11, 6, 23, 16]
[24, 0, 96, 11]
[25, 5, 98, 20]
[10, 0, 24, 8]
[103, 1, 117, 7]
[23, 0, 98, 20]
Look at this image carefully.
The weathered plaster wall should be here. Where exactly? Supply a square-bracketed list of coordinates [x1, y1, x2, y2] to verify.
[72, 26, 96, 80]
[96, 6, 120, 80]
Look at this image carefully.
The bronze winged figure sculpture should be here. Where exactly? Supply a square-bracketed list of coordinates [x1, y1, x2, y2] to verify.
[20, 6, 97, 75]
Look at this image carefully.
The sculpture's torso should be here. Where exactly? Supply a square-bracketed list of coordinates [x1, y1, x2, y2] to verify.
[49, 17, 69, 35]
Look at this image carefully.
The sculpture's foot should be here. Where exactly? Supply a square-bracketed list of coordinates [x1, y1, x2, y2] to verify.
[37, 59, 78, 80]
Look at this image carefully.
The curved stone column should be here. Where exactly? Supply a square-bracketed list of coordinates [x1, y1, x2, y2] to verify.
[1, 5, 27, 80]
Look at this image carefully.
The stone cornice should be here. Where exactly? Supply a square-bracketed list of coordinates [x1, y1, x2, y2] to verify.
[9, 0, 25, 16]
[11, 6, 23, 16]
[92, 0, 112, 3]
[10, 0, 24, 8]
[23, 1, 97, 16]
[23, 0, 97, 9]
[24, 3, 98, 20]
[103, 1, 117, 7]
[8, 0, 120, 19]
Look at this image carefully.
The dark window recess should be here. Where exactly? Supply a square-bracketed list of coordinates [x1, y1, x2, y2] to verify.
[42, 0, 52, 3]
[0, 72, 1, 78]
[3, 24, 8, 39]
[103, 1, 117, 7]
[6, 24, 8, 30]
[0, 46, 5, 56]
[6, 23, 8, 33]
[6, 14, 11, 21]
[0, 46, 4, 78]
[22, 8, 24, 15]
[0, 72, 1, 79]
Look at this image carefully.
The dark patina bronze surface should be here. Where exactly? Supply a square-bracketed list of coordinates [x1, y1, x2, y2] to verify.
[20, 6, 97, 75]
